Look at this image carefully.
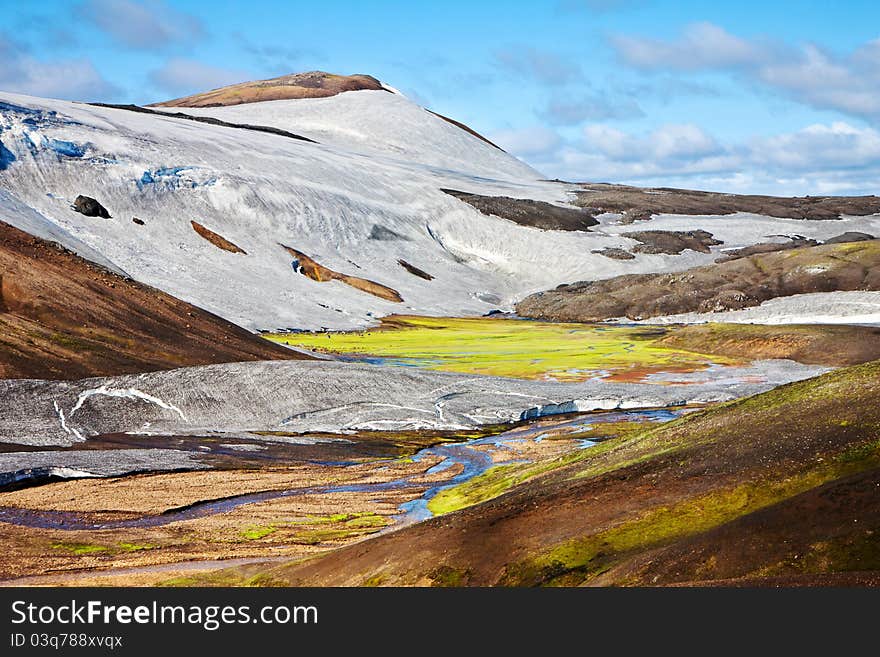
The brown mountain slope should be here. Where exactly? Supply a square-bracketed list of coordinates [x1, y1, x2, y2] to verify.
[517, 239, 880, 322]
[200, 359, 880, 586]
[0, 221, 308, 379]
[152, 71, 387, 108]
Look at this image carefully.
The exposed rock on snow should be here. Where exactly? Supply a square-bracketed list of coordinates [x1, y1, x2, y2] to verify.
[626, 229, 721, 255]
[72, 195, 110, 218]
[825, 231, 875, 244]
[397, 259, 434, 280]
[716, 237, 818, 262]
[281, 244, 402, 302]
[592, 247, 635, 260]
[441, 188, 598, 232]
[154, 71, 388, 108]
[575, 183, 880, 222]
[3, 87, 880, 331]
[191, 220, 247, 254]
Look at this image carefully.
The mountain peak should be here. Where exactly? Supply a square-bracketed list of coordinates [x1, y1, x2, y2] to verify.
[152, 71, 389, 108]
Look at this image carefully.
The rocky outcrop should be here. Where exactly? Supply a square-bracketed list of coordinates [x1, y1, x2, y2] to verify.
[626, 229, 722, 255]
[574, 183, 880, 221]
[715, 237, 818, 263]
[442, 189, 598, 232]
[591, 247, 635, 260]
[825, 231, 875, 244]
[72, 195, 110, 219]
[516, 240, 880, 322]
[397, 259, 434, 280]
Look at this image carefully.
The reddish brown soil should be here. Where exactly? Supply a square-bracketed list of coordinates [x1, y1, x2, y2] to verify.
[191, 221, 247, 254]
[592, 467, 880, 586]
[0, 221, 307, 379]
[153, 72, 387, 108]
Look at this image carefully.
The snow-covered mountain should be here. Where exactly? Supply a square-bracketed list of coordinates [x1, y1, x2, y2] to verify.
[1, 75, 879, 331]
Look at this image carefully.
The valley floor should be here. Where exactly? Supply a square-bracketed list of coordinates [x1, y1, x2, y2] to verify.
[0, 316, 878, 586]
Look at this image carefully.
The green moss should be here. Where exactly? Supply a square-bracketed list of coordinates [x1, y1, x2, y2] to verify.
[429, 565, 472, 587]
[429, 414, 685, 516]
[290, 513, 389, 544]
[362, 573, 387, 587]
[50, 542, 108, 555]
[240, 525, 277, 540]
[501, 437, 880, 586]
[428, 465, 523, 515]
[117, 542, 158, 552]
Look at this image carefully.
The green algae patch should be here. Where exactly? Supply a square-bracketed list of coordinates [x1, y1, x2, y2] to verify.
[117, 542, 158, 552]
[288, 513, 389, 545]
[240, 525, 277, 540]
[265, 315, 736, 382]
[428, 465, 524, 516]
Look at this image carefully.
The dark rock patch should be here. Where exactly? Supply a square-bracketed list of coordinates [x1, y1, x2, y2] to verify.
[426, 110, 504, 151]
[72, 195, 111, 219]
[716, 238, 818, 263]
[442, 189, 598, 232]
[90, 103, 317, 144]
[825, 231, 875, 244]
[397, 259, 434, 280]
[592, 247, 635, 260]
[369, 224, 409, 241]
[626, 230, 722, 255]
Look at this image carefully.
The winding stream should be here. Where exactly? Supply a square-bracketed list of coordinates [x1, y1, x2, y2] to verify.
[0, 409, 682, 531]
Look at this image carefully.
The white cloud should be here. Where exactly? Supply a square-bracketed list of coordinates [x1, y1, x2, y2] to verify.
[750, 122, 880, 170]
[490, 126, 563, 157]
[612, 22, 763, 70]
[78, 0, 203, 50]
[149, 58, 250, 96]
[493, 46, 582, 86]
[610, 23, 880, 120]
[515, 119, 880, 195]
[0, 33, 118, 100]
[582, 123, 722, 162]
[541, 94, 643, 125]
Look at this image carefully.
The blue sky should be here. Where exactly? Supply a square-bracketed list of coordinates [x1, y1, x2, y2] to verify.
[2, 0, 880, 195]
